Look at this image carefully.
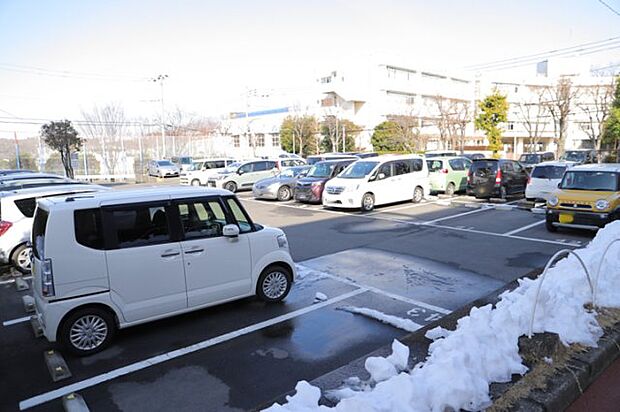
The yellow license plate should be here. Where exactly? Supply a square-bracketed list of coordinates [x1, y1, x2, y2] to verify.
[559, 213, 574, 224]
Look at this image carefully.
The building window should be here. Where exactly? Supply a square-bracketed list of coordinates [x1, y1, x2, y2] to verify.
[256, 134, 265, 147]
[272, 134, 280, 147]
[507, 123, 514, 131]
[233, 135, 240, 147]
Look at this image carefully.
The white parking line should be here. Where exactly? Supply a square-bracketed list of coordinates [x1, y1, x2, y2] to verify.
[18, 287, 367, 411]
[503, 220, 546, 236]
[367, 201, 438, 216]
[2, 316, 31, 327]
[298, 265, 451, 315]
[0, 276, 32, 285]
[422, 206, 491, 224]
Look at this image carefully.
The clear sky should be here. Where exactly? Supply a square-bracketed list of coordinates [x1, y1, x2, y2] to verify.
[0, 0, 619, 138]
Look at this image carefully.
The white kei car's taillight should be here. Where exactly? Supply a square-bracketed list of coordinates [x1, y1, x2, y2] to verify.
[41, 258, 55, 297]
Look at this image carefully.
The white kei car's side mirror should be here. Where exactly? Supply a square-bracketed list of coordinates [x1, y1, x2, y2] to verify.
[223, 224, 240, 238]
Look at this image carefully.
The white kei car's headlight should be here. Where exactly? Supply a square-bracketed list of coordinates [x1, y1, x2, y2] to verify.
[277, 234, 288, 248]
[548, 196, 559, 207]
[595, 199, 610, 210]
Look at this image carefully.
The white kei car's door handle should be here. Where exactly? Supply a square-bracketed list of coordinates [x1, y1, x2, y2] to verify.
[160, 250, 180, 258]
[184, 248, 205, 255]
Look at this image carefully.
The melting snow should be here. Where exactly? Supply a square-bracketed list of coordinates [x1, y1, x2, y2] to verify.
[338, 306, 422, 333]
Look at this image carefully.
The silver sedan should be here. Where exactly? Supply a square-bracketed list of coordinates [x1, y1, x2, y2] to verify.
[253, 166, 310, 201]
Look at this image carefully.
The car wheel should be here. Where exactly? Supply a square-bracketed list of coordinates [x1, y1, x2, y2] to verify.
[224, 182, 237, 193]
[277, 186, 292, 201]
[59, 307, 116, 357]
[256, 265, 292, 303]
[412, 186, 424, 203]
[445, 183, 456, 197]
[191, 179, 201, 186]
[545, 217, 557, 232]
[361, 193, 375, 212]
[12, 244, 32, 274]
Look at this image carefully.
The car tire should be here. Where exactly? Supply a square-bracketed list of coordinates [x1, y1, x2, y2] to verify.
[11, 244, 32, 274]
[545, 217, 557, 232]
[412, 186, 424, 203]
[224, 182, 237, 193]
[445, 183, 456, 197]
[256, 265, 293, 303]
[191, 179, 201, 186]
[277, 186, 292, 201]
[361, 193, 375, 212]
[59, 307, 116, 357]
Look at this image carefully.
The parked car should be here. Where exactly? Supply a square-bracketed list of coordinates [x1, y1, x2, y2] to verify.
[207, 159, 277, 192]
[525, 161, 576, 201]
[295, 159, 355, 203]
[31, 186, 295, 356]
[561, 149, 598, 165]
[273, 158, 307, 170]
[306, 154, 358, 165]
[519, 152, 555, 170]
[147, 160, 180, 178]
[462, 153, 485, 161]
[343, 152, 379, 159]
[546, 164, 620, 232]
[180, 158, 236, 186]
[466, 159, 529, 199]
[323, 155, 430, 211]
[427, 156, 472, 196]
[0, 184, 108, 273]
[253, 166, 311, 201]
[170, 156, 193, 172]
[0, 177, 79, 192]
[425, 150, 458, 158]
[277, 153, 303, 159]
[0, 172, 65, 183]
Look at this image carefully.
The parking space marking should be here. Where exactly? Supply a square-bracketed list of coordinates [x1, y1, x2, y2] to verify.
[2, 316, 31, 327]
[0, 276, 32, 285]
[298, 265, 451, 315]
[366, 201, 439, 216]
[503, 220, 546, 236]
[421, 206, 492, 224]
[18, 288, 367, 410]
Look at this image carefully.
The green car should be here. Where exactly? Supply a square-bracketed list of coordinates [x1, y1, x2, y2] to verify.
[426, 156, 472, 196]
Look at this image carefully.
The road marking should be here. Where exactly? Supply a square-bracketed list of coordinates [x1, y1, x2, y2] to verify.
[367, 201, 438, 215]
[422, 206, 492, 224]
[2, 316, 31, 327]
[18, 288, 367, 411]
[241, 197, 583, 247]
[503, 220, 546, 236]
[298, 264, 451, 315]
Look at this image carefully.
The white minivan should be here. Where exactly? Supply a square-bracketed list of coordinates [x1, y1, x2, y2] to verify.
[323, 155, 430, 211]
[525, 161, 576, 201]
[31, 187, 295, 356]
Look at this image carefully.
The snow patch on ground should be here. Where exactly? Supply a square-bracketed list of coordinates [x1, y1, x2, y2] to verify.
[314, 292, 328, 303]
[265, 221, 620, 412]
[337, 306, 422, 333]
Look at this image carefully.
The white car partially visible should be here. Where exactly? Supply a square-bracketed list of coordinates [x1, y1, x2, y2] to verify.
[525, 161, 577, 201]
[0, 184, 109, 273]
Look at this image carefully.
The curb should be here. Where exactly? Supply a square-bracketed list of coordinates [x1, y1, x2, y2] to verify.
[259, 269, 620, 411]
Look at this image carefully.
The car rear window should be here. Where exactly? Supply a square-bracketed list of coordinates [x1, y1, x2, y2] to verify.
[470, 161, 498, 174]
[32, 208, 49, 259]
[75, 209, 104, 249]
[531, 166, 566, 179]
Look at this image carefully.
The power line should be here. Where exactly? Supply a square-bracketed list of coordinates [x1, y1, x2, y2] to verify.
[0, 63, 150, 82]
[597, 0, 620, 17]
[465, 36, 620, 70]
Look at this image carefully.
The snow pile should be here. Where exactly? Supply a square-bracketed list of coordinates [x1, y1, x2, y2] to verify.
[314, 292, 328, 303]
[265, 221, 620, 412]
[338, 306, 422, 333]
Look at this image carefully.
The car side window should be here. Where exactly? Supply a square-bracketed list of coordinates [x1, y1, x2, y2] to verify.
[109, 204, 171, 249]
[225, 198, 254, 233]
[239, 163, 253, 173]
[13, 197, 37, 218]
[252, 161, 268, 172]
[393, 160, 411, 175]
[176, 199, 227, 240]
[74, 208, 104, 250]
[411, 159, 423, 172]
[514, 162, 525, 173]
[501, 162, 514, 172]
[377, 162, 393, 179]
[266, 161, 277, 169]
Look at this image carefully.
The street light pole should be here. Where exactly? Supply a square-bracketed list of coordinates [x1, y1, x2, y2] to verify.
[152, 74, 168, 158]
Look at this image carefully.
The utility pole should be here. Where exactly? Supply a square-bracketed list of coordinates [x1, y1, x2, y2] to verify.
[152, 74, 168, 158]
[83, 141, 89, 176]
[13, 132, 21, 169]
[342, 124, 346, 152]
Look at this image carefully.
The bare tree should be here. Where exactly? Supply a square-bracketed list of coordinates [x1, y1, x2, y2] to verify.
[543, 77, 578, 157]
[447, 100, 471, 153]
[386, 113, 424, 152]
[80, 103, 128, 174]
[430, 96, 452, 149]
[515, 87, 549, 152]
[575, 80, 615, 155]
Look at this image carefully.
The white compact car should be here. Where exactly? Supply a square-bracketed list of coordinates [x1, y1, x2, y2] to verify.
[31, 187, 295, 356]
[323, 154, 430, 211]
[179, 158, 236, 186]
[525, 161, 576, 201]
[0, 184, 109, 273]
